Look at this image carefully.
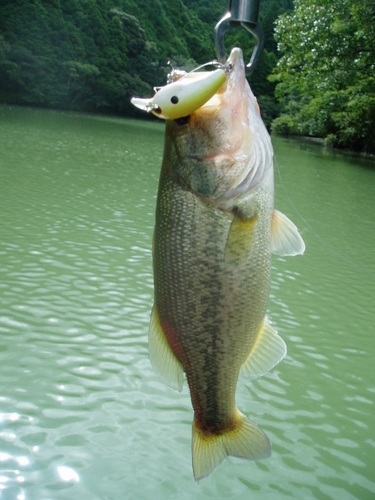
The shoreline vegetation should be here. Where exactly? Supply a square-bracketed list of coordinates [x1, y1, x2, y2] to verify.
[270, 0, 375, 155]
[0, 0, 374, 155]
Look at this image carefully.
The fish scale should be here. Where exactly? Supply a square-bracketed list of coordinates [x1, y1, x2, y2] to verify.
[148, 47, 305, 482]
[154, 167, 271, 438]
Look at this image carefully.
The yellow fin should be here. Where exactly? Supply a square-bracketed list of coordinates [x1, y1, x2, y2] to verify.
[148, 306, 184, 392]
[271, 209, 305, 256]
[241, 317, 286, 380]
[192, 411, 271, 482]
[225, 214, 257, 262]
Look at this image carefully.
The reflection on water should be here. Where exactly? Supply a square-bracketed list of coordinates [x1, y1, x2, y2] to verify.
[0, 106, 374, 499]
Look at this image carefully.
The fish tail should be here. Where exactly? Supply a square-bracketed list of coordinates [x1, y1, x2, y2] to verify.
[192, 410, 271, 482]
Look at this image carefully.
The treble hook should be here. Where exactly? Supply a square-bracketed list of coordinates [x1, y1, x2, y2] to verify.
[214, 0, 265, 75]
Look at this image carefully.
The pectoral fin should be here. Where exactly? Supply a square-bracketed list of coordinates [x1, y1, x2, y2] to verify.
[148, 306, 184, 391]
[241, 317, 286, 379]
[225, 214, 257, 262]
[271, 209, 305, 256]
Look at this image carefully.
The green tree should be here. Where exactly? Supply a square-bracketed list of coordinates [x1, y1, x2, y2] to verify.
[0, 0, 292, 123]
[271, 0, 375, 153]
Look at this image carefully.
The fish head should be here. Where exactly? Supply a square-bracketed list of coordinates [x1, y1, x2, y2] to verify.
[164, 48, 273, 203]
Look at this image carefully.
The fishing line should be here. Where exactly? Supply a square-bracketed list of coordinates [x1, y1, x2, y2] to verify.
[273, 154, 375, 279]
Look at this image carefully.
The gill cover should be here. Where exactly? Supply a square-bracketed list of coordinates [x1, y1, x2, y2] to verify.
[131, 68, 226, 120]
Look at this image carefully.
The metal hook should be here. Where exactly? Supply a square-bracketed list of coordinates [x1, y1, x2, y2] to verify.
[214, 0, 265, 75]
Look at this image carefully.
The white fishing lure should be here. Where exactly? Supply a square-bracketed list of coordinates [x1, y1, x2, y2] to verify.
[131, 67, 227, 120]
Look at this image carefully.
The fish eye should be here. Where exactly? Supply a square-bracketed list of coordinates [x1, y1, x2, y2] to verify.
[170, 96, 179, 104]
[175, 115, 190, 126]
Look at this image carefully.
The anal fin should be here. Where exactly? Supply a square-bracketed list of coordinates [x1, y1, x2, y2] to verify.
[149, 306, 184, 392]
[241, 317, 287, 379]
[271, 209, 305, 256]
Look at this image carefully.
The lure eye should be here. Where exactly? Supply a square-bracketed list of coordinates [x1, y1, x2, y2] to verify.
[170, 96, 179, 104]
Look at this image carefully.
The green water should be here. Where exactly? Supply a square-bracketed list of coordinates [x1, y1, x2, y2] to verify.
[0, 105, 374, 499]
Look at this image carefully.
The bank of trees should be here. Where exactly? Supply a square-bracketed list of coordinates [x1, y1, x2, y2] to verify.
[271, 0, 375, 154]
[0, 0, 212, 114]
[0, 0, 373, 153]
[0, 0, 285, 123]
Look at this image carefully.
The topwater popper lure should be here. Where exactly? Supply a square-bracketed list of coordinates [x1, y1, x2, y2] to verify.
[131, 63, 228, 120]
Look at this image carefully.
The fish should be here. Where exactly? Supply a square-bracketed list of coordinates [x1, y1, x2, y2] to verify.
[148, 47, 305, 482]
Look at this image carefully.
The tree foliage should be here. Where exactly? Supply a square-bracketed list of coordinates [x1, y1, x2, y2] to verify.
[0, 0, 211, 113]
[0, 0, 287, 123]
[1, 0, 373, 152]
[271, 0, 375, 153]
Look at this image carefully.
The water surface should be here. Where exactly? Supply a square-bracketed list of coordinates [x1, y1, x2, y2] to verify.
[0, 106, 374, 499]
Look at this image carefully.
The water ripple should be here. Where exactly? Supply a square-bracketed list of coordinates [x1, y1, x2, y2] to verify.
[1, 108, 374, 498]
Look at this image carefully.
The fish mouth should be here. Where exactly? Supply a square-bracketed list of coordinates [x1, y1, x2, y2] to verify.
[227, 47, 245, 68]
[192, 48, 245, 118]
[193, 47, 270, 199]
[193, 48, 248, 161]
[225, 48, 247, 101]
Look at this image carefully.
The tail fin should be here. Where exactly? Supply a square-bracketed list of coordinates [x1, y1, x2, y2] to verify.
[192, 410, 271, 482]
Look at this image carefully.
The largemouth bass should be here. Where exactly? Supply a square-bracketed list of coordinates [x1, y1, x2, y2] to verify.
[149, 47, 305, 482]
